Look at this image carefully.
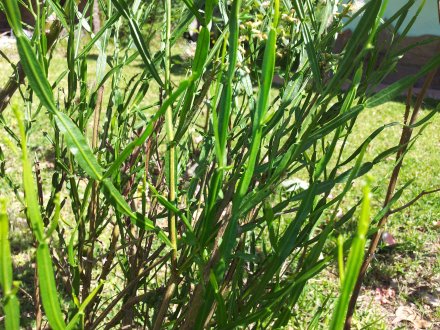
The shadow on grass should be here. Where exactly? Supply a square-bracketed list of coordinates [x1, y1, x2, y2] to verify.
[388, 95, 440, 111]
[170, 54, 191, 76]
[134, 54, 191, 76]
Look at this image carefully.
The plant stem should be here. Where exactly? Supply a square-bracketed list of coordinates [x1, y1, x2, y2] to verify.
[163, 0, 176, 270]
[84, 0, 104, 320]
[153, 0, 177, 327]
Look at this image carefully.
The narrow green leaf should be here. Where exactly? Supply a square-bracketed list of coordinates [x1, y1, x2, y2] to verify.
[366, 53, 440, 107]
[301, 23, 322, 91]
[13, 106, 66, 330]
[329, 179, 371, 330]
[37, 244, 67, 330]
[54, 112, 103, 180]
[66, 281, 105, 330]
[101, 179, 172, 247]
[111, 0, 164, 87]
[104, 78, 191, 178]
[0, 198, 20, 330]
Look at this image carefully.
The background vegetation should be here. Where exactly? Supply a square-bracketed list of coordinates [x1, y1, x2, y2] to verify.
[0, 0, 439, 329]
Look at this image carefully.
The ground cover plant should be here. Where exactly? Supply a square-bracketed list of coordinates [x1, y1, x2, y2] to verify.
[0, 0, 439, 328]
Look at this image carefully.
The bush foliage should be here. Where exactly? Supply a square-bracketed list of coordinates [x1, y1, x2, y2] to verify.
[0, 0, 438, 329]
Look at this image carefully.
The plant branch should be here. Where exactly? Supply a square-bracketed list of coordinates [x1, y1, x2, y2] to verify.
[388, 187, 440, 215]
[91, 251, 170, 329]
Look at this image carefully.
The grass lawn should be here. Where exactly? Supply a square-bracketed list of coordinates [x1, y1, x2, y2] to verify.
[0, 35, 439, 328]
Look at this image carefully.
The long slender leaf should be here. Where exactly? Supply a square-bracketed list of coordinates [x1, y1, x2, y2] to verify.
[0, 198, 20, 330]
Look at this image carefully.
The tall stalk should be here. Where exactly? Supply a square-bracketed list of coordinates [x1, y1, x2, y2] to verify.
[152, 0, 178, 327]
[164, 0, 177, 273]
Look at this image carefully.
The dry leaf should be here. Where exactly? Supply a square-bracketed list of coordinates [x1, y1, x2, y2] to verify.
[392, 305, 432, 329]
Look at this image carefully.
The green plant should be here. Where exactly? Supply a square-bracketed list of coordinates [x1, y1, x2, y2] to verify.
[0, 0, 438, 328]
[330, 177, 371, 330]
[9, 104, 103, 329]
[0, 198, 20, 330]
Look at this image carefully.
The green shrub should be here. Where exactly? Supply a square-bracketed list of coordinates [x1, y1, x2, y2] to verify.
[0, 0, 438, 328]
